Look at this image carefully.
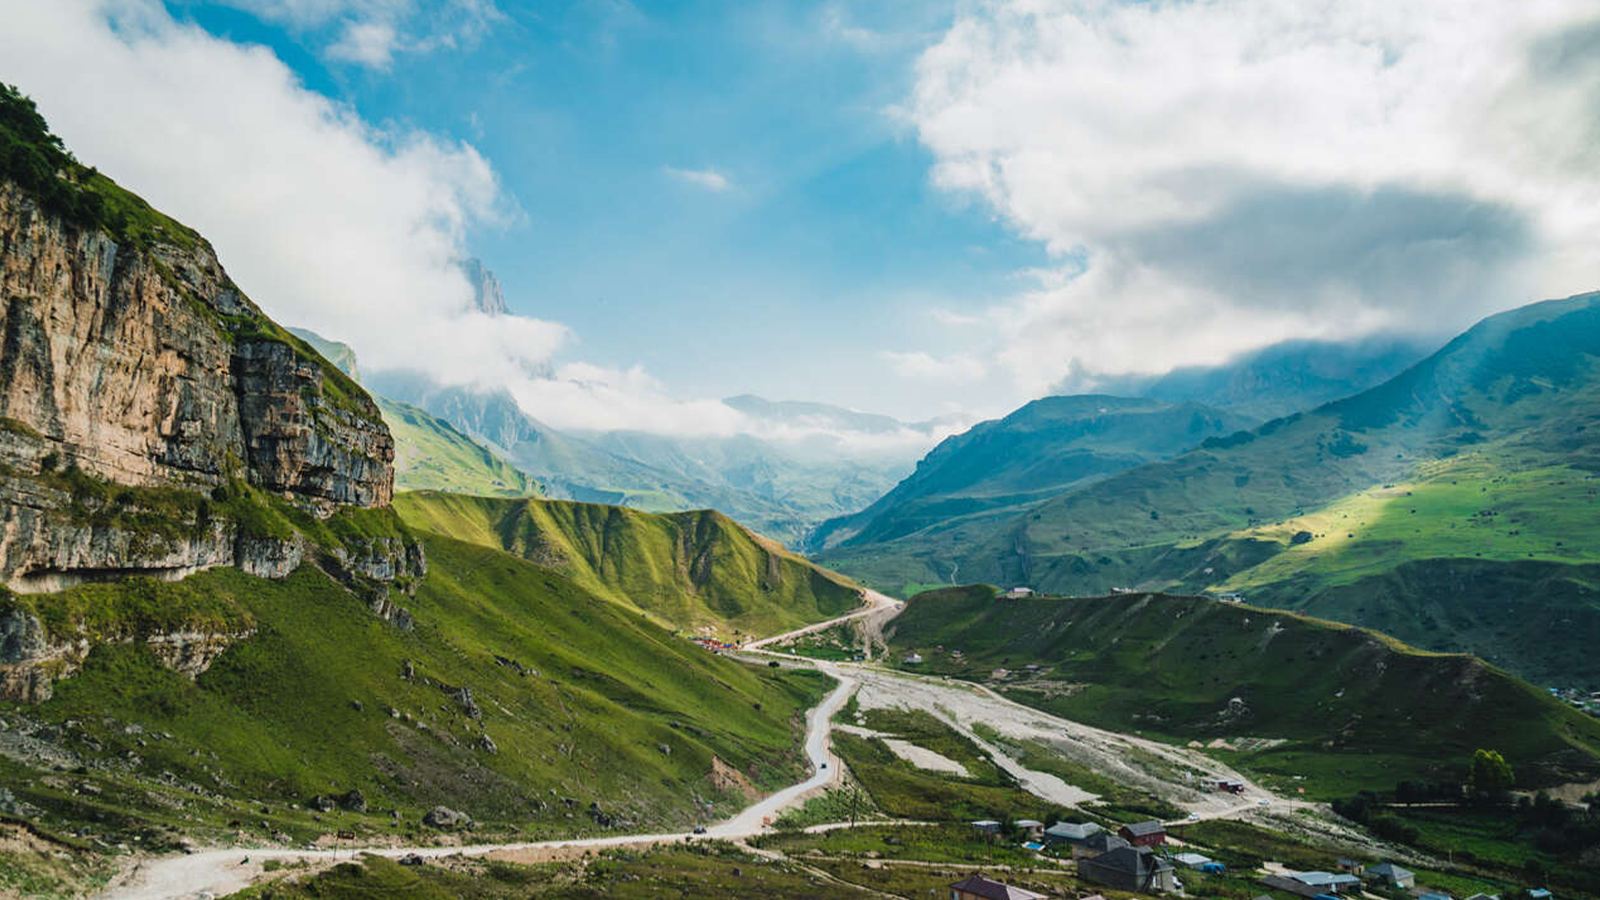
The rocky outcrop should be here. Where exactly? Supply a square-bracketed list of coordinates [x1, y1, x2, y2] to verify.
[0, 608, 252, 701]
[0, 180, 396, 587]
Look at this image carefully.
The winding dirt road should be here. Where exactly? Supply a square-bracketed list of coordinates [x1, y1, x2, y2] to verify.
[97, 586, 1305, 900]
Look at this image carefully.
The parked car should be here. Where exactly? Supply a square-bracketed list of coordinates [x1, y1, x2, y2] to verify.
[692, 826, 707, 835]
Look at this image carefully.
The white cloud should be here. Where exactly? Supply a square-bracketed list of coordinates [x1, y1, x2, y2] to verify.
[881, 350, 988, 382]
[664, 166, 734, 193]
[1, 0, 561, 388]
[909, 0, 1600, 390]
[326, 19, 401, 67]
[210, 0, 502, 68]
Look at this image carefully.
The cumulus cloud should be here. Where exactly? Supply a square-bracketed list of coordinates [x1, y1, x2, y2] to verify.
[908, 0, 1600, 389]
[2, 0, 562, 387]
[664, 166, 734, 193]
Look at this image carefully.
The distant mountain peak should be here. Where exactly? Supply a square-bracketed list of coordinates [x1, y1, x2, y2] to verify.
[459, 257, 508, 316]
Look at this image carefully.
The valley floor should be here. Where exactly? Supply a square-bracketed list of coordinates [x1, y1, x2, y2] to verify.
[82, 590, 1556, 900]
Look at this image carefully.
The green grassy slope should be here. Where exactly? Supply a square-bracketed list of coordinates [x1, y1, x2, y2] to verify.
[887, 586, 1600, 796]
[1, 536, 829, 848]
[826, 293, 1600, 684]
[809, 395, 1254, 553]
[394, 492, 863, 636]
[379, 397, 541, 498]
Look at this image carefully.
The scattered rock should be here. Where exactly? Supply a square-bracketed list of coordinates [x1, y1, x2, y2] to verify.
[422, 806, 471, 830]
[339, 789, 367, 813]
[308, 795, 336, 813]
[476, 734, 498, 755]
[350, 700, 364, 713]
[398, 854, 425, 867]
[657, 743, 671, 756]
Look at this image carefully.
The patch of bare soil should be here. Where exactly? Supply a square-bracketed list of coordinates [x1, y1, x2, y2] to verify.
[710, 756, 760, 801]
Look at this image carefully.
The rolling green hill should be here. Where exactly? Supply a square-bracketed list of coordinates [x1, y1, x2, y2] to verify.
[808, 395, 1254, 555]
[394, 492, 863, 637]
[379, 397, 541, 498]
[826, 293, 1600, 685]
[2, 537, 829, 851]
[887, 586, 1600, 796]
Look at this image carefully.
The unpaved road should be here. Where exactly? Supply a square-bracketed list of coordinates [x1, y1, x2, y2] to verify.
[97, 587, 1310, 900]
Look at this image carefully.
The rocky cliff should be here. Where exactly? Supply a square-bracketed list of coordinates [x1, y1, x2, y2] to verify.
[0, 180, 399, 589]
[0, 85, 423, 701]
[0, 82, 410, 590]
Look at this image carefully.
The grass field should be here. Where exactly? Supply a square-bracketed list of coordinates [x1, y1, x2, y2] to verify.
[0, 535, 833, 856]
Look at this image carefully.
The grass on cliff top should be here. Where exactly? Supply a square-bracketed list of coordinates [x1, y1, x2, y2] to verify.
[2, 535, 831, 847]
[394, 491, 862, 636]
[887, 586, 1600, 797]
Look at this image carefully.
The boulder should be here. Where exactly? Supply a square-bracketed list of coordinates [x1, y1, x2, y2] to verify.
[422, 806, 471, 830]
[339, 789, 367, 813]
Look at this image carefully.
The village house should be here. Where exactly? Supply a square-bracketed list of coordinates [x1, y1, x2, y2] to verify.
[1260, 870, 1362, 897]
[1366, 862, 1415, 889]
[1041, 820, 1102, 849]
[947, 874, 1048, 900]
[971, 820, 1001, 835]
[903, 652, 924, 664]
[1073, 831, 1130, 859]
[1000, 587, 1035, 599]
[1077, 846, 1178, 893]
[1118, 819, 1167, 847]
[1013, 819, 1045, 840]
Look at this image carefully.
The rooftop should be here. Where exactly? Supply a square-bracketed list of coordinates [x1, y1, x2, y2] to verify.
[1120, 819, 1166, 837]
[948, 874, 1049, 900]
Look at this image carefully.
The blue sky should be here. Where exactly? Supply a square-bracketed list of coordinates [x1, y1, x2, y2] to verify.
[167, 0, 1047, 418]
[6, 0, 1597, 439]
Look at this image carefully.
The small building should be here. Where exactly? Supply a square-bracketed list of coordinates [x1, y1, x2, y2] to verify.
[1463, 894, 1500, 900]
[1077, 846, 1178, 893]
[1172, 852, 1212, 869]
[1216, 779, 1247, 794]
[1074, 831, 1130, 859]
[1118, 819, 1167, 847]
[1041, 820, 1102, 847]
[1335, 859, 1363, 874]
[1527, 891, 1552, 900]
[1367, 862, 1415, 889]
[1013, 819, 1044, 840]
[947, 874, 1048, 900]
[1000, 587, 1035, 599]
[971, 820, 1001, 835]
[1286, 871, 1362, 893]
[991, 668, 1010, 680]
[903, 652, 924, 664]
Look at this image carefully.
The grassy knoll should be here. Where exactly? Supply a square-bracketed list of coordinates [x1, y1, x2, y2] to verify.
[1, 535, 832, 852]
[888, 586, 1600, 795]
[394, 492, 862, 636]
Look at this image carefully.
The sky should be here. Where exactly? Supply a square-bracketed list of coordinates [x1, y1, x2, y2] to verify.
[3, 0, 1599, 443]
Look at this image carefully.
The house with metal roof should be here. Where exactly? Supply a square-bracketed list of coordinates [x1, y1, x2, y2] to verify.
[1042, 820, 1102, 843]
[1172, 852, 1213, 869]
[947, 874, 1049, 900]
[1078, 846, 1178, 893]
[1367, 862, 1415, 889]
[1287, 870, 1362, 892]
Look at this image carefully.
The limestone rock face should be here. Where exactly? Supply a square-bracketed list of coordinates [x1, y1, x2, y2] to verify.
[0, 608, 251, 701]
[0, 182, 395, 587]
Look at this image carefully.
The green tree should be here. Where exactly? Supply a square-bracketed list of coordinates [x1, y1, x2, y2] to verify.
[1467, 748, 1515, 794]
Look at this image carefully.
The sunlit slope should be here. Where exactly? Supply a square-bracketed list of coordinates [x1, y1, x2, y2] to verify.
[395, 491, 863, 635]
[888, 586, 1600, 796]
[2, 536, 829, 843]
[825, 292, 1600, 683]
[378, 397, 541, 498]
